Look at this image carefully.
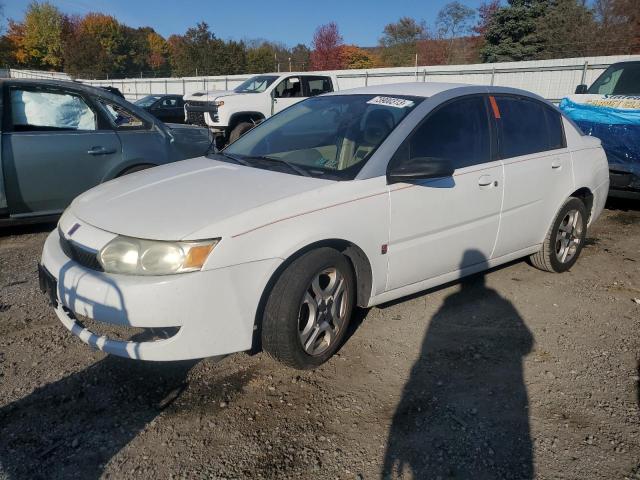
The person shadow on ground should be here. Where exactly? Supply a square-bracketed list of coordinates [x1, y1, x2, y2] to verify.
[382, 249, 535, 479]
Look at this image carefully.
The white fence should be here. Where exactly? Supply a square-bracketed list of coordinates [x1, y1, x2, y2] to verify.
[77, 55, 640, 102]
[7, 54, 639, 101]
[6, 68, 71, 80]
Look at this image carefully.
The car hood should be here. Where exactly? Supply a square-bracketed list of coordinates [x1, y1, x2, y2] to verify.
[184, 90, 240, 101]
[70, 156, 331, 240]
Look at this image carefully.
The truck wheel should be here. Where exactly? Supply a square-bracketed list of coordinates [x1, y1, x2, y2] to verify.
[530, 197, 587, 273]
[228, 122, 254, 144]
[262, 248, 355, 370]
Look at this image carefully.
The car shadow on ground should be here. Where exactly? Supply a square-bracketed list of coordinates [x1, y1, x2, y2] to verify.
[382, 249, 535, 479]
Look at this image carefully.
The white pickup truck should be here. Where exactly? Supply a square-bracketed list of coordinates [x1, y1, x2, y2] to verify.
[184, 73, 338, 144]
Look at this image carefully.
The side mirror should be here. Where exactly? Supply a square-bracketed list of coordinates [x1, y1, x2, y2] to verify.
[575, 84, 588, 94]
[387, 157, 455, 184]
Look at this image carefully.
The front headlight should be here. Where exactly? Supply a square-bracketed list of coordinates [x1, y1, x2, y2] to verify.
[98, 236, 219, 275]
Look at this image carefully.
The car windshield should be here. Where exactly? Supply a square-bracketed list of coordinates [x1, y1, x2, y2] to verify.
[135, 95, 162, 107]
[223, 94, 422, 180]
[234, 75, 279, 93]
[588, 63, 640, 95]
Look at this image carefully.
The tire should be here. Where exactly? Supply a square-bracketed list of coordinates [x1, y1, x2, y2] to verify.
[228, 122, 254, 144]
[530, 197, 588, 273]
[117, 164, 154, 177]
[262, 247, 355, 370]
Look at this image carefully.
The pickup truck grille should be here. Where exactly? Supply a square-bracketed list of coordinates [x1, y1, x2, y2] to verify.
[186, 110, 207, 126]
[185, 100, 209, 107]
[59, 230, 103, 272]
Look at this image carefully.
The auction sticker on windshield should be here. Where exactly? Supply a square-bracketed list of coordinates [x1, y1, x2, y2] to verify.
[366, 96, 415, 108]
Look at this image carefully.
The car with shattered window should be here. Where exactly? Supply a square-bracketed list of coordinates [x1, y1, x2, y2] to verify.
[0, 79, 213, 226]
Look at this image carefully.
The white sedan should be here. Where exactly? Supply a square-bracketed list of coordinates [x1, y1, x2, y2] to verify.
[39, 83, 609, 369]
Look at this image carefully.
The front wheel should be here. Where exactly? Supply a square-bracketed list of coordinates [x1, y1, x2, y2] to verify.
[530, 197, 588, 273]
[262, 248, 355, 369]
[228, 122, 254, 144]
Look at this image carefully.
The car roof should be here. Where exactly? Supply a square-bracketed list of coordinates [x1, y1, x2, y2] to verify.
[324, 82, 548, 101]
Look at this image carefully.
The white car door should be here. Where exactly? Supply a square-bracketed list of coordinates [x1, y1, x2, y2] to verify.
[272, 76, 305, 114]
[490, 95, 574, 258]
[386, 95, 503, 291]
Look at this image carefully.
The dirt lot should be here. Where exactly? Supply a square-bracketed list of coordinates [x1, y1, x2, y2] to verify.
[0, 202, 639, 480]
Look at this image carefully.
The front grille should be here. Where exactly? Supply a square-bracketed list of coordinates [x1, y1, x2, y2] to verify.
[59, 230, 103, 272]
[186, 100, 209, 108]
[186, 110, 206, 126]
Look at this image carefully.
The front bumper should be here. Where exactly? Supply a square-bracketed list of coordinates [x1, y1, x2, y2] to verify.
[40, 229, 280, 361]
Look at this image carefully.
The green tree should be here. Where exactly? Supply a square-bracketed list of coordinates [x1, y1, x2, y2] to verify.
[481, 0, 550, 62]
[247, 42, 276, 73]
[536, 0, 597, 58]
[290, 43, 311, 71]
[20, 1, 65, 69]
[379, 17, 427, 67]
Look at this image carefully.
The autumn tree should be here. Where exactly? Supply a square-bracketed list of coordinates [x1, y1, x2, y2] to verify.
[435, 1, 476, 63]
[341, 45, 377, 69]
[15, 1, 65, 69]
[310, 22, 344, 70]
[594, 0, 640, 54]
[379, 17, 427, 67]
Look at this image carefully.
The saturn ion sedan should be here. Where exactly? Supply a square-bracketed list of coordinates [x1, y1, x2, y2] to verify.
[39, 83, 609, 369]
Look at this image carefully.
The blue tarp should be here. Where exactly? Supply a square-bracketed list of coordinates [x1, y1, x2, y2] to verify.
[560, 96, 640, 182]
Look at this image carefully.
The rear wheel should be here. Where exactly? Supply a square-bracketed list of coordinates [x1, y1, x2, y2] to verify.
[228, 122, 254, 144]
[530, 197, 587, 273]
[262, 248, 355, 369]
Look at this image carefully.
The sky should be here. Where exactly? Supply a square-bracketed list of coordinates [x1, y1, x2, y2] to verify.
[2, 0, 487, 47]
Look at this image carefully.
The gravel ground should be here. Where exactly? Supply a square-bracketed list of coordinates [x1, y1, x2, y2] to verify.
[0, 201, 639, 480]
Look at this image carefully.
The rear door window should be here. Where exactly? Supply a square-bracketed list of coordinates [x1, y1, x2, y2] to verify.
[9, 88, 96, 132]
[305, 76, 334, 97]
[406, 95, 491, 170]
[494, 96, 564, 158]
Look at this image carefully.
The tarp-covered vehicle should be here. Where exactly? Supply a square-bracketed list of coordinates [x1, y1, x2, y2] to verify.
[0, 79, 213, 225]
[561, 61, 640, 198]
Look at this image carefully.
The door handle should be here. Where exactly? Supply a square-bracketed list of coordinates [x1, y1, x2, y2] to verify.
[478, 175, 495, 187]
[88, 146, 116, 156]
[551, 160, 562, 169]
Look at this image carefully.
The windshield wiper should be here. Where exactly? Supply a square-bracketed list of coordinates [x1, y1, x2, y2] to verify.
[245, 155, 311, 177]
[220, 152, 253, 167]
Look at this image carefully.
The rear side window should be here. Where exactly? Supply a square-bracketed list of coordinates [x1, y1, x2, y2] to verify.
[408, 95, 491, 169]
[305, 77, 333, 97]
[495, 96, 564, 158]
[9, 88, 96, 132]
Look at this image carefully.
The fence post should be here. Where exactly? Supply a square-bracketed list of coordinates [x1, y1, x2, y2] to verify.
[225, 76, 228, 90]
[490, 67, 496, 86]
[423, 69, 427, 82]
[365, 71, 368, 87]
[164, 78, 167, 94]
[581, 60, 589, 85]
[182, 78, 185, 95]
[149, 79, 152, 95]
